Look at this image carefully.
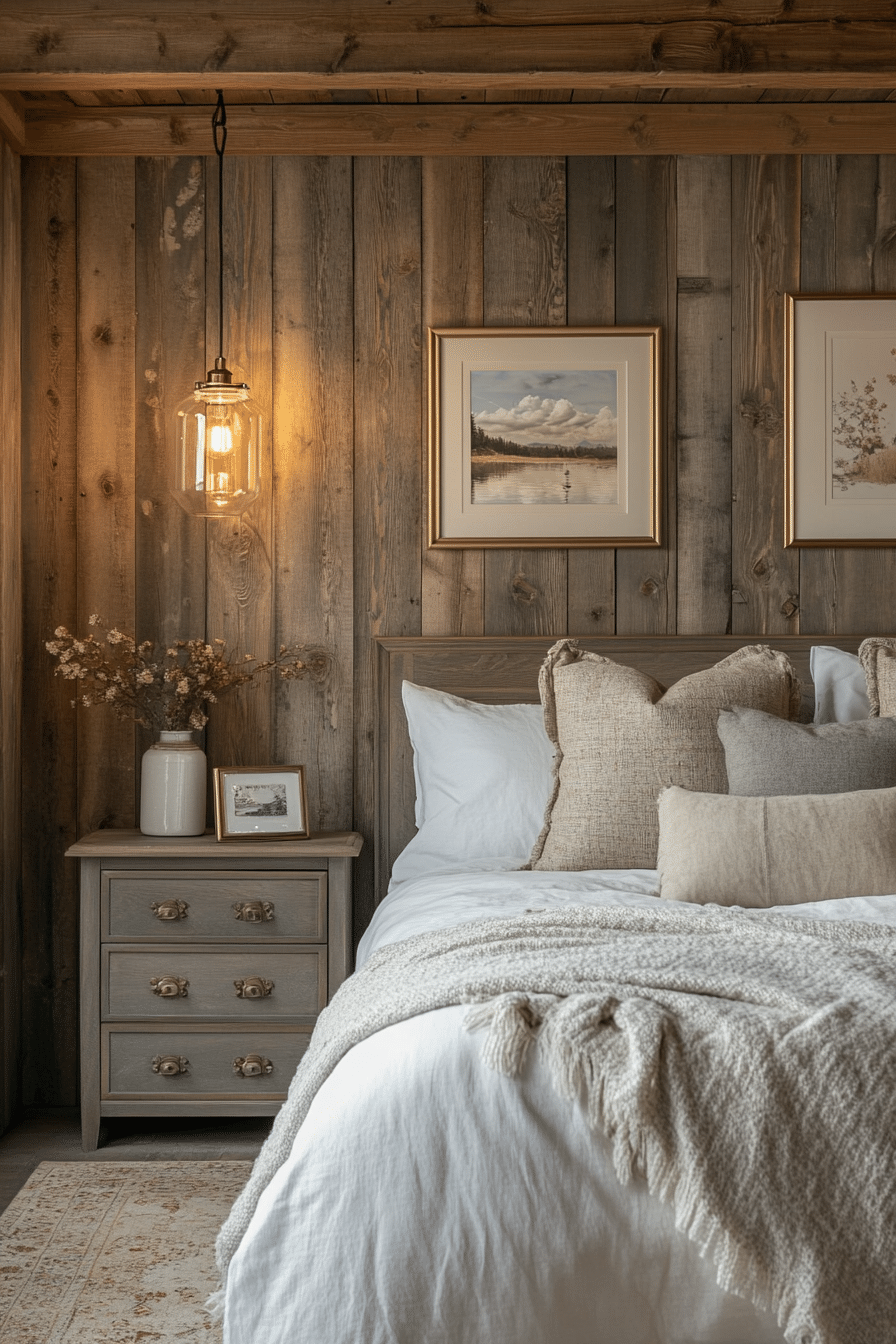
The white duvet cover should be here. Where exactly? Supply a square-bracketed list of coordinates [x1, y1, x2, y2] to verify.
[223, 864, 896, 1344]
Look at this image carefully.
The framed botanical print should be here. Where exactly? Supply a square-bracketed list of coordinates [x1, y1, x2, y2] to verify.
[786, 293, 896, 546]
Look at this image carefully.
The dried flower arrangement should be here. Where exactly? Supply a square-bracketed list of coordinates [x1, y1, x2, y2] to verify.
[45, 616, 328, 733]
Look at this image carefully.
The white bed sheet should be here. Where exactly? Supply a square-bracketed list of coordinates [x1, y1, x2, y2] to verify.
[225, 866, 896, 1344]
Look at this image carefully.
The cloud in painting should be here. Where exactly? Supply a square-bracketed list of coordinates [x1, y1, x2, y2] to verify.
[475, 394, 617, 448]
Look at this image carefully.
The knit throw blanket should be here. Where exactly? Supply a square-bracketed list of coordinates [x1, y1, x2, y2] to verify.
[213, 903, 896, 1344]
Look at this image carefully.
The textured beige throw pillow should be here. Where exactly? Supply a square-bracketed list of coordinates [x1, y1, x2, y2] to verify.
[527, 640, 800, 871]
[657, 783, 896, 906]
[859, 638, 896, 717]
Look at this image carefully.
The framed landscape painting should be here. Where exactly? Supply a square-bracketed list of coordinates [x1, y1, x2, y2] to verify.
[786, 293, 896, 546]
[427, 327, 661, 548]
[213, 765, 309, 841]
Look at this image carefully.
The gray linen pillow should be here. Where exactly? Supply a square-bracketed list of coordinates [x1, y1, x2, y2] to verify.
[657, 783, 896, 906]
[859, 638, 896, 717]
[527, 640, 800, 871]
[718, 706, 896, 796]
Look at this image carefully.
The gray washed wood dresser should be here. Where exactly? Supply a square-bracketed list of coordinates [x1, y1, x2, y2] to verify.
[67, 829, 363, 1150]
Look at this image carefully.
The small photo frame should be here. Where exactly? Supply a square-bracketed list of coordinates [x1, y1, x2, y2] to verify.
[213, 766, 309, 841]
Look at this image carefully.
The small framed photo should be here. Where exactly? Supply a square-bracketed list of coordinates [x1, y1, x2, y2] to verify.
[786, 292, 896, 546]
[213, 766, 309, 841]
[428, 325, 661, 548]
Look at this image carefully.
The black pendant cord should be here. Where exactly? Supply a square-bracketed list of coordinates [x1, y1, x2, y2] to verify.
[212, 90, 227, 366]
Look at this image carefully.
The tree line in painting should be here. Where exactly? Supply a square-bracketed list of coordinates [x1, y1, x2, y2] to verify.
[470, 415, 616, 460]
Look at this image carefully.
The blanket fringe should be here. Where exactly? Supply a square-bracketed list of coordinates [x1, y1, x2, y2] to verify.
[204, 1285, 225, 1322]
[463, 992, 554, 1076]
[470, 989, 826, 1344]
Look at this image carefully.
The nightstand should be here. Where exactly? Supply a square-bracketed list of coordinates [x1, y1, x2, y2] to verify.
[66, 829, 363, 1151]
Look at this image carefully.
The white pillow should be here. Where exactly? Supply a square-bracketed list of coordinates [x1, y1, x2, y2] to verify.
[811, 645, 870, 724]
[390, 682, 554, 885]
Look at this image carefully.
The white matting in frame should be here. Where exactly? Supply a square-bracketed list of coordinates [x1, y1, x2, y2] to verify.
[213, 766, 309, 840]
[428, 326, 661, 548]
[786, 293, 896, 545]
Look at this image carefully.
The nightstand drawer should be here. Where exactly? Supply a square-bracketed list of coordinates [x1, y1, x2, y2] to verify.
[103, 1024, 311, 1099]
[103, 945, 327, 1020]
[103, 870, 327, 941]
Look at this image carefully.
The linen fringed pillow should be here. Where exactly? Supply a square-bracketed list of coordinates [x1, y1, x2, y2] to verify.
[656, 783, 896, 906]
[526, 640, 801, 871]
[859, 637, 896, 718]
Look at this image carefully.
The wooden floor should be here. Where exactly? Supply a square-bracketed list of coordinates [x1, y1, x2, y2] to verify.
[0, 1109, 272, 1215]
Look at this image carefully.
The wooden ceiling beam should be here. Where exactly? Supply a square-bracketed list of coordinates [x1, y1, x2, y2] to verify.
[2, 19, 896, 85]
[6, 71, 896, 93]
[21, 101, 896, 156]
[0, 95, 25, 153]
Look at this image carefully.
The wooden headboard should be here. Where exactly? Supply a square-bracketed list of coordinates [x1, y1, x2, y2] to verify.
[374, 634, 865, 905]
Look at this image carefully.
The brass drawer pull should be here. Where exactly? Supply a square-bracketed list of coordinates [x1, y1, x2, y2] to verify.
[233, 1054, 274, 1078]
[150, 975, 189, 998]
[234, 900, 275, 923]
[234, 976, 274, 999]
[151, 899, 189, 921]
[152, 1054, 189, 1076]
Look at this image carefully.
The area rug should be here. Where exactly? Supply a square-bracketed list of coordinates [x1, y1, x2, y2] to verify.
[0, 1160, 251, 1343]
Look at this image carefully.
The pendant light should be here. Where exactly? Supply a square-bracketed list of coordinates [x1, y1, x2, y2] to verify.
[172, 90, 262, 517]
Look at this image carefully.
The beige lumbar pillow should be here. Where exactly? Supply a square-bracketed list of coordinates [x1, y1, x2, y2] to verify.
[859, 637, 896, 717]
[657, 783, 896, 906]
[527, 640, 800, 871]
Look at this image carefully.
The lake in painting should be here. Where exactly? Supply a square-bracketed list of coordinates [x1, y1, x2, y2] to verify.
[470, 367, 618, 506]
[471, 457, 618, 505]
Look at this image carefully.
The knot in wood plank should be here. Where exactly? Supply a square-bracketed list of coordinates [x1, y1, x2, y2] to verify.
[511, 572, 538, 606]
[31, 28, 62, 58]
[639, 577, 660, 599]
[780, 595, 800, 619]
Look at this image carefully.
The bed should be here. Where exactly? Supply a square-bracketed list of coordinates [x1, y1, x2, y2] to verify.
[216, 634, 896, 1344]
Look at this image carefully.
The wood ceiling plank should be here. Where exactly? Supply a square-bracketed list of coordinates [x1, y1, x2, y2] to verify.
[20, 101, 896, 156]
[10, 2, 896, 20]
[3, 19, 896, 86]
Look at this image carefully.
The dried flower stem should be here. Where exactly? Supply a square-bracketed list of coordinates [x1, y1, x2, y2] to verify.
[46, 616, 329, 733]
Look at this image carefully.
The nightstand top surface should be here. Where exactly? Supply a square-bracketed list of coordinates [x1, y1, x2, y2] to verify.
[66, 829, 363, 860]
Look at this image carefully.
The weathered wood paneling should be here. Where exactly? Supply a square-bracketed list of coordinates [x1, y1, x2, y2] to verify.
[134, 156, 208, 652]
[615, 155, 677, 634]
[352, 155, 423, 943]
[0, 137, 21, 1129]
[75, 158, 137, 834]
[675, 156, 732, 634]
[272, 156, 354, 832]
[20, 157, 78, 1110]
[730, 155, 801, 634]
[17, 148, 896, 1108]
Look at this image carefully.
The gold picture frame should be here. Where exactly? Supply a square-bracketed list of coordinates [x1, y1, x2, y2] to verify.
[786, 292, 896, 546]
[213, 765, 309, 841]
[427, 326, 661, 549]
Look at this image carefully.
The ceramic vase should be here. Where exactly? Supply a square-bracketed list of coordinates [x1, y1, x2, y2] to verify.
[139, 730, 207, 836]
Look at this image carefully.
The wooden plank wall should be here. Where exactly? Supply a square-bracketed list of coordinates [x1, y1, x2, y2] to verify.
[0, 136, 21, 1131]
[18, 151, 896, 1106]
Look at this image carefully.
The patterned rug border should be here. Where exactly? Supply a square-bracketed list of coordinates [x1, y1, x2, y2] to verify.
[0, 1159, 252, 1343]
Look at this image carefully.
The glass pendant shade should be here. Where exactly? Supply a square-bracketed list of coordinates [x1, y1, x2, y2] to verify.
[172, 358, 262, 517]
